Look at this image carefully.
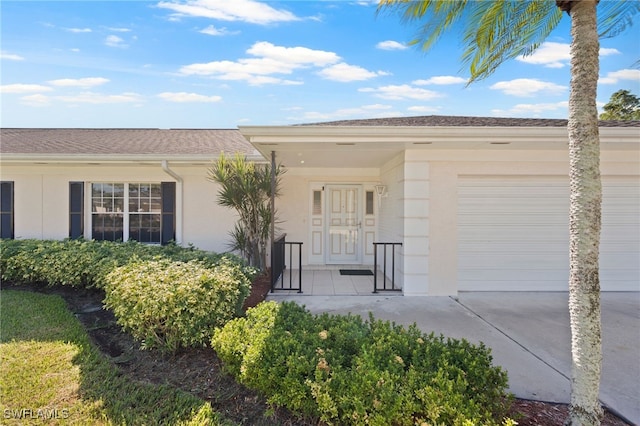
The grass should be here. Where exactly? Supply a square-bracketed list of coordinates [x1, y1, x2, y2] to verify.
[0, 290, 229, 425]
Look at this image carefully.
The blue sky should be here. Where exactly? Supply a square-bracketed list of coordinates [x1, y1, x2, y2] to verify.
[1, 0, 639, 129]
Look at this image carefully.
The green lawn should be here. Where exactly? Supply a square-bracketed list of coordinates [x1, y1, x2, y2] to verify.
[0, 290, 228, 425]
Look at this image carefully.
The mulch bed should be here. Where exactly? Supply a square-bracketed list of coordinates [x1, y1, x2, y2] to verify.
[3, 276, 631, 426]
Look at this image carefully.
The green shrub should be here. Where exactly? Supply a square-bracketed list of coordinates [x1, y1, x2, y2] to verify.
[1, 239, 49, 285]
[0, 238, 256, 289]
[105, 258, 251, 352]
[212, 301, 512, 425]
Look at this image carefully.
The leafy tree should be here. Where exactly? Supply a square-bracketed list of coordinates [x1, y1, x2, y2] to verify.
[207, 153, 283, 271]
[599, 89, 640, 120]
[377, 1, 638, 425]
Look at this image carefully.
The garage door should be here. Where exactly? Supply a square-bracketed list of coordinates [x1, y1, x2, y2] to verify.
[458, 176, 639, 291]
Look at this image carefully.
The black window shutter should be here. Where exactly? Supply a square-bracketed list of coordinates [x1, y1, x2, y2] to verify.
[69, 182, 84, 239]
[161, 182, 176, 245]
[0, 181, 14, 239]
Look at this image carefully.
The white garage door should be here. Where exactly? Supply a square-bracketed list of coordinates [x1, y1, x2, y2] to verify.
[458, 176, 639, 291]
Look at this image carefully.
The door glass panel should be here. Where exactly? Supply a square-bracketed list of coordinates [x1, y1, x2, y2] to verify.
[366, 191, 374, 215]
[313, 190, 322, 215]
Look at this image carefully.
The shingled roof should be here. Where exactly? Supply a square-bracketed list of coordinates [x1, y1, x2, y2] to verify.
[301, 115, 640, 127]
[0, 128, 254, 156]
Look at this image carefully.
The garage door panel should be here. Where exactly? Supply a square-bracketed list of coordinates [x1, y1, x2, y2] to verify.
[459, 203, 567, 215]
[460, 269, 568, 281]
[458, 215, 568, 225]
[459, 228, 567, 241]
[461, 254, 568, 269]
[458, 175, 639, 292]
[602, 226, 640, 241]
[601, 252, 640, 268]
[459, 242, 567, 252]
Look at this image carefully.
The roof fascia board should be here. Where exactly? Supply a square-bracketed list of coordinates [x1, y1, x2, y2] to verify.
[241, 125, 638, 145]
[0, 153, 268, 164]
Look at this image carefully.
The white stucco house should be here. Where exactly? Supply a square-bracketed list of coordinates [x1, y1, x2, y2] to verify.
[1, 116, 638, 295]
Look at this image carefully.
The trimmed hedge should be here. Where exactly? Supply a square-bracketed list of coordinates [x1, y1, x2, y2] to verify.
[212, 301, 514, 425]
[0, 238, 256, 289]
[104, 258, 251, 352]
[1, 238, 256, 352]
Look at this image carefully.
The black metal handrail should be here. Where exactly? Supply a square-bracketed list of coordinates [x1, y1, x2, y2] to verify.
[271, 234, 303, 293]
[373, 242, 402, 293]
[271, 234, 286, 289]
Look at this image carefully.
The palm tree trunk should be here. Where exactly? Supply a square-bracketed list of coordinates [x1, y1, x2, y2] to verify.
[566, 1, 603, 425]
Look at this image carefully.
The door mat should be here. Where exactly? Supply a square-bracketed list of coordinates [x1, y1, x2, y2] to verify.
[339, 269, 374, 276]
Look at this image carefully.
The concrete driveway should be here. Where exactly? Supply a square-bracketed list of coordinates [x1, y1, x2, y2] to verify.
[267, 292, 640, 424]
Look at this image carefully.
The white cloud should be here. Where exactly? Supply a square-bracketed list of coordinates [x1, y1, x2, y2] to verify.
[1, 51, 24, 61]
[376, 40, 407, 51]
[1, 84, 53, 94]
[492, 101, 568, 116]
[407, 105, 441, 113]
[57, 92, 143, 104]
[199, 25, 238, 36]
[48, 77, 110, 87]
[317, 63, 388, 82]
[106, 27, 132, 32]
[247, 41, 339, 67]
[517, 41, 620, 68]
[20, 94, 51, 107]
[490, 78, 567, 97]
[599, 69, 640, 84]
[517, 42, 569, 68]
[105, 35, 128, 48]
[157, 92, 222, 102]
[157, 0, 300, 25]
[180, 41, 339, 85]
[292, 104, 396, 122]
[413, 76, 467, 85]
[65, 27, 92, 33]
[600, 47, 621, 57]
[250, 76, 303, 85]
[359, 84, 443, 101]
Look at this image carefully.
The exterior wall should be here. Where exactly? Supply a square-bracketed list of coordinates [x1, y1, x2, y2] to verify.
[171, 164, 238, 253]
[378, 154, 406, 288]
[0, 163, 236, 253]
[425, 148, 639, 295]
[3, 145, 637, 295]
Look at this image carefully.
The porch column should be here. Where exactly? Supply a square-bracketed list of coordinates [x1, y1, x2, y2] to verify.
[402, 152, 430, 295]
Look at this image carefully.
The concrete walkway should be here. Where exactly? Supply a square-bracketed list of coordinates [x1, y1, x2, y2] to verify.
[266, 292, 640, 424]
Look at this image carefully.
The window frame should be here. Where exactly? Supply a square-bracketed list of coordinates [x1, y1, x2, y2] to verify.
[89, 182, 163, 244]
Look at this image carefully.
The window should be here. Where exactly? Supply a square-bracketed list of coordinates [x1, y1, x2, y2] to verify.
[128, 183, 162, 243]
[365, 190, 374, 215]
[0, 181, 14, 239]
[91, 182, 163, 243]
[312, 190, 322, 215]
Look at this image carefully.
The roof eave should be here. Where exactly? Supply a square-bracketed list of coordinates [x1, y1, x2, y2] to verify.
[0, 153, 267, 164]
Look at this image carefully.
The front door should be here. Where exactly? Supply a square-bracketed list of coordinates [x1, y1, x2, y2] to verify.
[326, 185, 361, 263]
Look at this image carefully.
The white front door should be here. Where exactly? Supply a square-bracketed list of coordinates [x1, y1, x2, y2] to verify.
[326, 185, 361, 263]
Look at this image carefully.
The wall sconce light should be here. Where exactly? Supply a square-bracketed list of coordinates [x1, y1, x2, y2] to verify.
[375, 184, 388, 207]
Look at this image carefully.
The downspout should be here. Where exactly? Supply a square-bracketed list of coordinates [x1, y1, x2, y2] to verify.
[270, 151, 276, 275]
[161, 160, 183, 246]
[270, 151, 276, 248]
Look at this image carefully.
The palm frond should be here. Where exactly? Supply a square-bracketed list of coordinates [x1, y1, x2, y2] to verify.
[597, 0, 640, 38]
[462, 1, 561, 82]
[378, 0, 470, 52]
